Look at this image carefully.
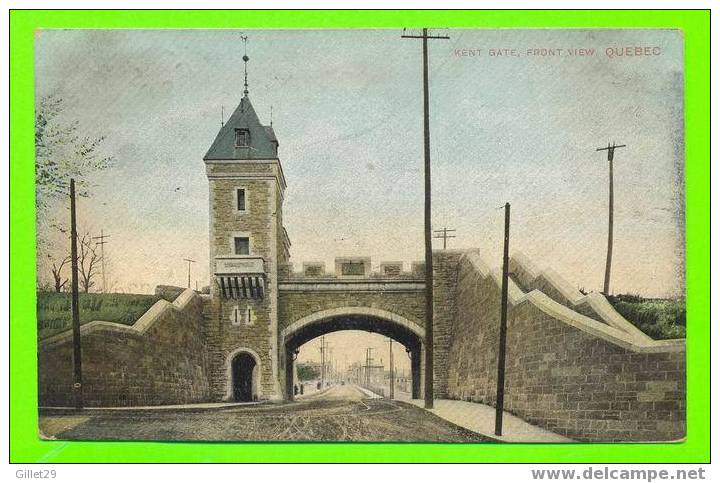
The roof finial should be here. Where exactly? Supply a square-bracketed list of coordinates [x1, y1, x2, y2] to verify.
[270, 105, 273, 127]
[241, 34, 249, 97]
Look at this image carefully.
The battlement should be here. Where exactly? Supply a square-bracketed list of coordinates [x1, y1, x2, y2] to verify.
[279, 257, 426, 280]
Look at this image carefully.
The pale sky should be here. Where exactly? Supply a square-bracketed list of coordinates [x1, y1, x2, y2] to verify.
[296, 331, 411, 377]
[35, 29, 685, 300]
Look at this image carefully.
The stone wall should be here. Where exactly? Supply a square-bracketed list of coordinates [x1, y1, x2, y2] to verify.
[447, 251, 686, 442]
[38, 289, 210, 407]
[431, 251, 464, 398]
[203, 294, 278, 400]
[278, 290, 426, 334]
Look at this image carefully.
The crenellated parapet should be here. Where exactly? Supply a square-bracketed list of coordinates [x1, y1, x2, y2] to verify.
[279, 257, 426, 281]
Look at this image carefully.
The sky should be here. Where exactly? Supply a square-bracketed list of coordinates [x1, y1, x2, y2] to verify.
[35, 29, 685, 300]
[295, 331, 411, 377]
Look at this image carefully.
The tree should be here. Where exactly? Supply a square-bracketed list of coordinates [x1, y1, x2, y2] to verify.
[297, 364, 321, 381]
[49, 255, 71, 293]
[35, 94, 114, 291]
[78, 233, 101, 293]
[35, 94, 113, 216]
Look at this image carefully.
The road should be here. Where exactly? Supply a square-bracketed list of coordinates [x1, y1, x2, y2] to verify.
[39, 385, 490, 442]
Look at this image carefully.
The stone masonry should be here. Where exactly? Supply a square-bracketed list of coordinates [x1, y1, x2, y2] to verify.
[38, 290, 209, 407]
[445, 251, 686, 442]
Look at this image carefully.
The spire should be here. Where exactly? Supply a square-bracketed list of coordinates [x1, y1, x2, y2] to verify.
[241, 34, 249, 97]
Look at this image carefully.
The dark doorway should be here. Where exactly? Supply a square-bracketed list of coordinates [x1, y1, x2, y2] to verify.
[231, 352, 256, 402]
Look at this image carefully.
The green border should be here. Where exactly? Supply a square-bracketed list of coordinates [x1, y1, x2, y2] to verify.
[10, 10, 710, 463]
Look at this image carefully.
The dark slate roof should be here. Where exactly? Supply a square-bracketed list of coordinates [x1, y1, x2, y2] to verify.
[204, 96, 278, 160]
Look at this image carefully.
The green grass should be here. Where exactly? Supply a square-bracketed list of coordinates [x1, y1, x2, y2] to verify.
[36, 292, 165, 340]
[607, 294, 686, 340]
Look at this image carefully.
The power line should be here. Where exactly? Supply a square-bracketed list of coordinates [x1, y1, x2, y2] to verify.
[433, 227, 456, 250]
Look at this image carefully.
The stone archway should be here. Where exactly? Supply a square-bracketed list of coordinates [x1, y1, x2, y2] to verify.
[225, 347, 262, 402]
[281, 307, 425, 401]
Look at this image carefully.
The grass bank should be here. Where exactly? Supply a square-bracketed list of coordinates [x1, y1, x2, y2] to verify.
[36, 292, 172, 340]
[607, 294, 686, 340]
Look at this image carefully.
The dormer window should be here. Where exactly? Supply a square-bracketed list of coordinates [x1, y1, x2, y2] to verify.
[235, 128, 250, 147]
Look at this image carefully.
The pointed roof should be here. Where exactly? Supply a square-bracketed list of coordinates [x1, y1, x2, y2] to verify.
[204, 96, 278, 161]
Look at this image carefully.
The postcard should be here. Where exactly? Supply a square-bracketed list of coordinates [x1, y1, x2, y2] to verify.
[34, 28, 685, 443]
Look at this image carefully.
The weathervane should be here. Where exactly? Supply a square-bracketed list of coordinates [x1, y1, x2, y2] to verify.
[241, 34, 249, 97]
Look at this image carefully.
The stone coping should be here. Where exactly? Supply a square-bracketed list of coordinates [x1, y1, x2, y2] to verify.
[39, 288, 200, 350]
[462, 251, 685, 354]
[509, 251, 654, 342]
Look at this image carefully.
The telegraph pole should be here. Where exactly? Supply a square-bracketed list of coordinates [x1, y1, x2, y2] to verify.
[318, 336, 330, 388]
[386, 338, 395, 399]
[319, 336, 325, 388]
[69, 179, 83, 409]
[495, 202, 511, 436]
[183, 258, 196, 289]
[595, 142, 626, 295]
[402, 27, 449, 410]
[92, 230, 110, 293]
[433, 227, 456, 250]
[365, 347, 375, 388]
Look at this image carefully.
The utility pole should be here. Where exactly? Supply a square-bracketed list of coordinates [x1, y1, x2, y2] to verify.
[433, 227, 456, 250]
[318, 336, 330, 388]
[495, 202, 511, 436]
[92, 230, 110, 293]
[319, 336, 325, 388]
[386, 338, 395, 399]
[595, 142, 626, 295]
[69, 179, 83, 409]
[402, 27, 449, 410]
[183, 258, 196, 289]
[365, 347, 375, 387]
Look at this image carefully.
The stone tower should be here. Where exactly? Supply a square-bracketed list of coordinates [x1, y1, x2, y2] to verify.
[203, 72, 290, 401]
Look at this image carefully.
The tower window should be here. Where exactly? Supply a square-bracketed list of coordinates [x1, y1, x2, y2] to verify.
[235, 128, 249, 147]
[236, 188, 246, 211]
[234, 237, 250, 255]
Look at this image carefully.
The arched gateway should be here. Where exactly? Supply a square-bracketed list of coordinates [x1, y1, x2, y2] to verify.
[280, 307, 425, 401]
[225, 348, 261, 402]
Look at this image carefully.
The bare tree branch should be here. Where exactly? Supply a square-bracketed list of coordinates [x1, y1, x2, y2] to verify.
[78, 233, 100, 293]
[50, 255, 71, 293]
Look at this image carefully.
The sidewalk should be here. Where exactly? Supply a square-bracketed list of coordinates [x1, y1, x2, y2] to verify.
[394, 391, 573, 442]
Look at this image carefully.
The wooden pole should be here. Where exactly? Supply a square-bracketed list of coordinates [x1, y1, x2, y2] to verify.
[69, 179, 83, 410]
[495, 202, 510, 436]
[596, 143, 625, 295]
[421, 28, 436, 410]
[401, 28, 448, 410]
[387, 338, 395, 399]
[604, 154, 614, 294]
